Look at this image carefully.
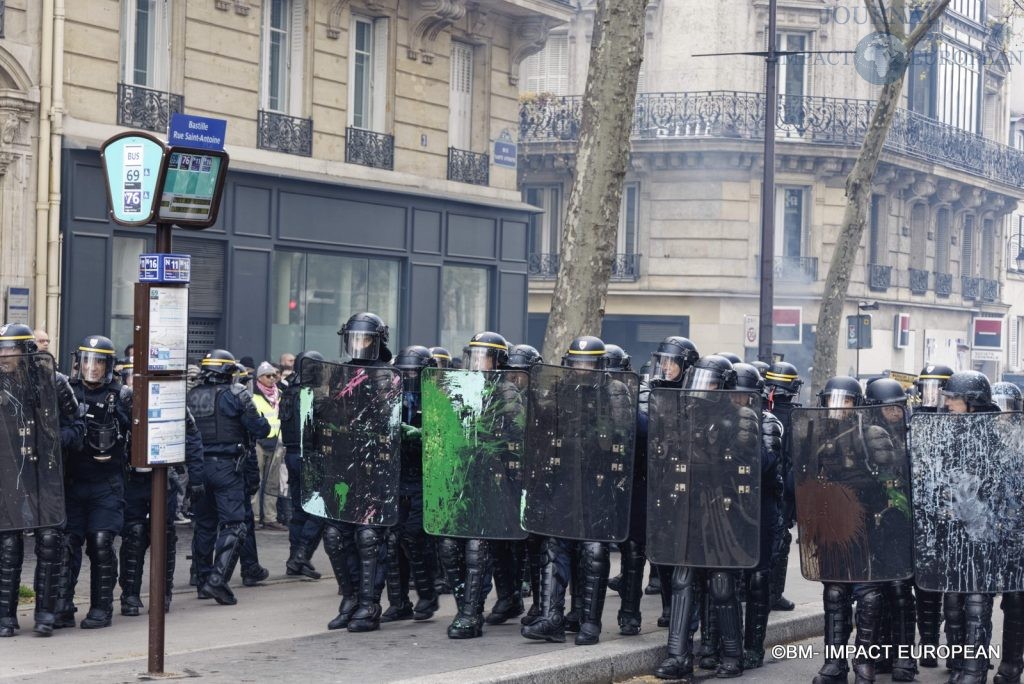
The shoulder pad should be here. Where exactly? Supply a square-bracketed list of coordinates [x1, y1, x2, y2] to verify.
[56, 371, 70, 383]
[119, 385, 133, 402]
[736, 405, 759, 421]
[231, 383, 254, 403]
[762, 411, 784, 437]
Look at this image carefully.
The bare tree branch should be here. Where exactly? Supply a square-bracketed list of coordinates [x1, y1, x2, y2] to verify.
[906, 0, 952, 50]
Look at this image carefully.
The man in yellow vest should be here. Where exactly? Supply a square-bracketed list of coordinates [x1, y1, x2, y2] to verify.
[252, 362, 285, 530]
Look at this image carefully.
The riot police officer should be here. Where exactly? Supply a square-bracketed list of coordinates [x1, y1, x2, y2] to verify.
[188, 349, 270, 606]
[64, 335, 133, 629]
[429, 347, 452, 369]
[993, 381, 1023, 413]
[993, 382, 1024, 684]
[0, 323, 84, 637]
[380, 345, 439, 624]
[763, 361, 804, 612]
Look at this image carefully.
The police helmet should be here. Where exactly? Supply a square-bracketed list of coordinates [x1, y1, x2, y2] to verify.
[940, 371, 993, 413]
[293, 350, 325, 387]
[76, 335, 117, 386]
[561, 336, 606, 370]
[429, 346, 453, 369]
[750, 360, 770, 379]
[916, 364, 954, 409]
[603, 344, 632, 372]
[764, 362, 803, 400]
[865, 378, 907, 406]
[818, 376, 863, 409]
[200, 348, 239, 382]
[649, 336, 699, 384]
[395, 345, 437, 392]
[716, 352, 743, 365]
[0, 323, 38, 355]
[463, 332, 509, 371]
[992, 382, 1023, 413]
[732, 362, 765, 392]
[118, 358, 134, 385]
[684, 355, 737, 391]
[507, 344, 543, 369]
[339, 312, 388, 362]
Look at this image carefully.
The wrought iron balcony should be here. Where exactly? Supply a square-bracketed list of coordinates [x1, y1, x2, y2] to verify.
[117, 82, 184, 134]
[981, 279, 999, 302]
[519, 91, 1024, 188]
[961, 275, 981, 300]
[257, 110, 313, 157]
[528, 252, 641, 282]
[909, 268, 930, 295]
[773, 256, 818, 283]
[346, 127, 394, 170]
[447, 148, 489, 186]
[934, 272, 953, 298]
[868, 263, 892, 292]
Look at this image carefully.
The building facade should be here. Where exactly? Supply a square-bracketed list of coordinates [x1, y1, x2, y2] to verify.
[51, 0, 572, 362]
[519, 0, 1022, 384]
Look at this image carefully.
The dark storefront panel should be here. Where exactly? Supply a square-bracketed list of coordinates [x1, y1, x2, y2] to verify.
[526, 313, 690, 368]
[60, 148, 529, 365]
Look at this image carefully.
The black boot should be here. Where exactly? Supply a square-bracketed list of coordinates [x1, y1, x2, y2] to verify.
[960, 593, 993, 684]
[324, 525, 357, 630]
[813, 584, 852, 684]
[742, 570, 771, 669]
[945, 593, 966, 676]
[771, 529, 795, 611]
[402, 530, 438, 621]
[575, 542, 609, 646]
[521, 535, 543, 627]
[917, 587, 942, 668]
[697, 574, 721, 671]
[995, 592, 1024, 684]
[200, 524, 243, 606]
[118, 522, 148, 617]
[657, 563, 672, 627]
[348, 527, 383, 632]
[889, 581, 918, 682]
[382, 533, 413, 623]
[521, 538, 567, 643]
[485, 542, 523, 625]
[164, 526, 177, 613]
[565, 542, 583, 633]
[875, 598, 893, 675]
[32, 528, 63, 636]
[617, 539, 645, 636]
[711, 571, 743, 678]
[646, 566, 663, 595]
[852, 587, 882, 684]
[53, 541, 76, 629]
[437, 537, 465, 612]
[286, 547, 322, 579]
[448, 539, 490, 639]
[81, 531, 117, 628]
[0, 532, 24, 637]
[654, 566, 695, 681]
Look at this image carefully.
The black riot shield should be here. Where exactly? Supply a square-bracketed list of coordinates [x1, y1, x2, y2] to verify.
[646, 389, 763, 568]
[910, 411, 1024, 593]
[420, 368, 529, 540]
[0, 352, 65, 532]
[299, 361, 402, 526]
[791, 406, 913, 583]
[522, 364, 639, 542]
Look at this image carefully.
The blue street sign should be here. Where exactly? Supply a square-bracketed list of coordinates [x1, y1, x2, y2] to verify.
[493, 140, 517, 169]
[139, 254, 192, 283]
[168, 113, 227, 151]
[100, 132, 167, 226]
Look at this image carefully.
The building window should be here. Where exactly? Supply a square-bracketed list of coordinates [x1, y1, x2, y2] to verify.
[949, 0, 983, 23]
[981, 217, 995, 279]
[349, 14, 389, 131]
[935, 207, 951, 273]
[449, 41, 474, 151]
[909, 202, 928, 270]
[777, 32, 808, 125]
[962, 214, 976, 278]
[441, 266, 490, 356]
[520, 32, 569, 95]
[525, 185, 562, 255]
[775, 187, 808, 258]
[121, 0, 169, 89]
[936, 41, 981, 133]
[1010, 216, 1024, 273]
[271, 251, 401, 360]
[870, 195, 888, 266]
[617, 183, 640, 256]
[260, 0, 305, 115]
[112, 236, 148, 352]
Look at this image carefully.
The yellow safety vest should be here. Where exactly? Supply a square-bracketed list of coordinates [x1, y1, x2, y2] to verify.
[251, 392, 281, 440]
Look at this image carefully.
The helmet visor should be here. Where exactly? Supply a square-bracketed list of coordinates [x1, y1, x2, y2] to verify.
[994, 395, 1016, 412]
[78, 350, 112, 384]
[562, 355, 601, 370]
[650, 353, 684, 383]
[821, 389, 858, 409]
[918, 379, 944, 408]
[432, 354, 451, 369]
[684, 367, 723, 391]
[344, 331, 380, 361]
[464, 347, 497, 372]
[401, 368, 421, 393]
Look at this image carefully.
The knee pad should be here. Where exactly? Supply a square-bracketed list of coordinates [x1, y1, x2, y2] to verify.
[670, 566, 694, 593]
[1002, 592, 1024, 615]
[709, 571, 736, 603]
[355, 527, 380, 554]
[856, 587, 883, 617]
[824, 584, 850, 608]
[322, 525, 343, 555]
[0, 533, 24, 566]
[34, 528, 63, 563]
[964, 594, 993, 622]
[89, 531, 116, 563]
[944, 593, 965, 623]
[125, 522, 149, 547]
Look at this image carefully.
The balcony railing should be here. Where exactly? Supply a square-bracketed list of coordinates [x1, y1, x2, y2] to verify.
[447, 148, 489, 185]
[868, 263, 892, 292]
[981, 278, 999, 302]
[346, 127, 394, 170]
[909, 268, 930, 295]
[528, 253, 641, 282]
[773, 256, 818, 282]
[257, 110, 313, 157]
[935, 272, 953, 298]
[117, 83, 184, 134]
[961, 275, 981, 300]
[519, 91, 1024, 188]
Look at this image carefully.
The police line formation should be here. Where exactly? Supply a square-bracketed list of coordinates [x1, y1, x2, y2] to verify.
[1, 314, 1024, 684]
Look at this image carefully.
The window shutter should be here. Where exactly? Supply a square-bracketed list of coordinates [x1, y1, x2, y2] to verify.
[347, 16, 358, 127]
[288, 0, 305, 117]
[449, 42, 473, 150]
[371, 17, 389, 132]
[550, 34, 568, 95]
[1010, 317, 1020, 370]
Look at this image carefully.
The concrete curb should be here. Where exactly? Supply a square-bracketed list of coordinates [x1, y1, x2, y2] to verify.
[394, 608, 823, 684]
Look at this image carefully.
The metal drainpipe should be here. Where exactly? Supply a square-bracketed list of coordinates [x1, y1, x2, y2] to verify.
[46, 0, 66, 348]
[34, 0, 54, 335]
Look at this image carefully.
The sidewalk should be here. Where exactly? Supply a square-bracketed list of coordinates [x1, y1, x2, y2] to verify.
[5, 531, 822, 683]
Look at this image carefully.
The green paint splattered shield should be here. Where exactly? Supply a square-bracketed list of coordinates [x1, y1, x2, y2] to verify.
[0, 352, 65, 533]
[522, 364, 639, 542]
[646, 389, 762, 568]
[420, 368, 529, 539]
[299, 361, 402, 526]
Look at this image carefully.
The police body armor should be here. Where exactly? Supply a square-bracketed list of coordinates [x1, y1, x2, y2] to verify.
[187, 383, 250, 448]
[75, 381, 130, 462]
